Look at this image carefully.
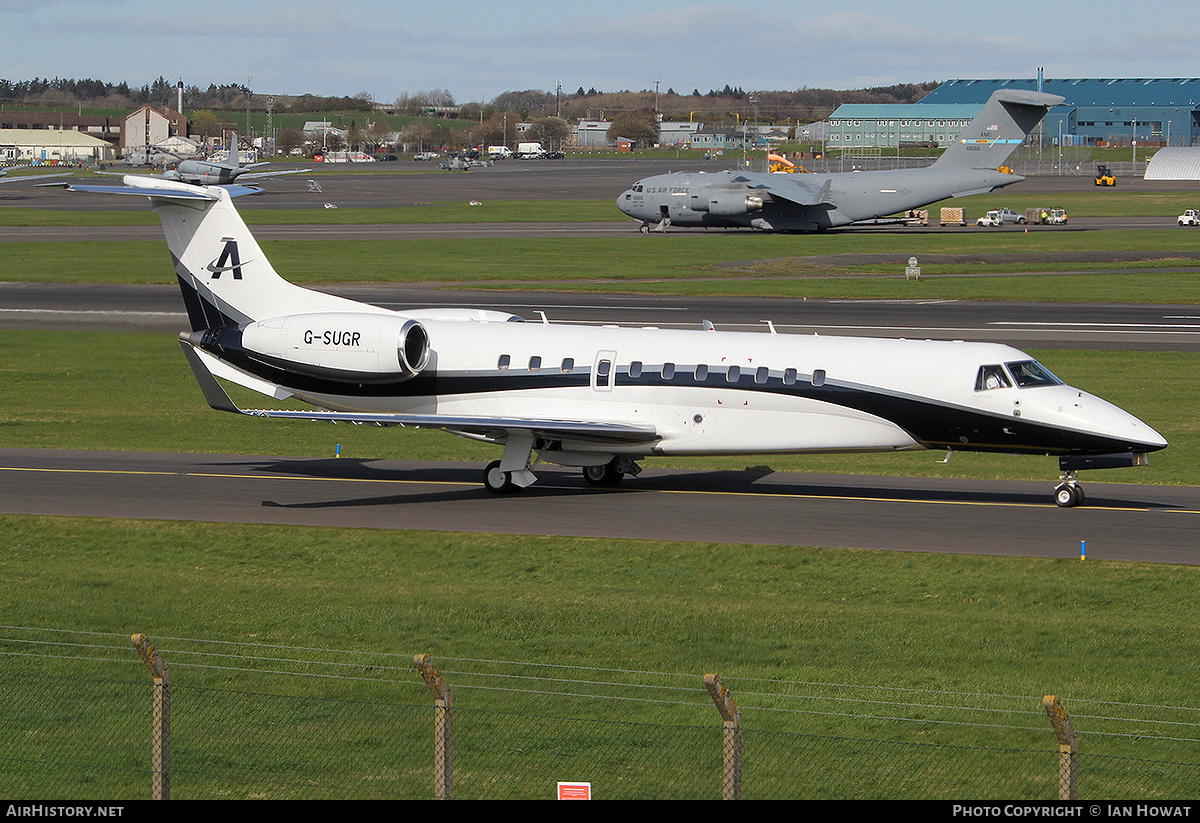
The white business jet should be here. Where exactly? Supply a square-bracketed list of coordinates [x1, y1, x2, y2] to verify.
[48, 175, 1166, 506]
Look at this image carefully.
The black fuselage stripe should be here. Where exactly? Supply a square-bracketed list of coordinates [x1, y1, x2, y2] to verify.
[203, 351, 1139, 456]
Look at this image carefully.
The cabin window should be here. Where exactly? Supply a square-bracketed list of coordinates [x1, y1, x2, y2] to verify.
[498, 354, 510, 371]
[726, 366, 740, 383]
[662, 362, 675, 379]
[783, 368, 797, 385]
[1006, 360, 1062, 388]
[975, 364, 1011, 391]
[694, 364, 708, 381]
[755, 366, 769, 384]
[629, 361, 643, 378]
[561, 357, 574, 373]
[811, 369, 826, 387]
[528, 356, 541, 372]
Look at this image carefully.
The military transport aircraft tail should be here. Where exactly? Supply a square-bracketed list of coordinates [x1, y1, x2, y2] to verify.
[932, 89, 1064, 173]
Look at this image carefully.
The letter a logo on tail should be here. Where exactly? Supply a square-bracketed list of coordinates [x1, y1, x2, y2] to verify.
[207, 238, 251, 279]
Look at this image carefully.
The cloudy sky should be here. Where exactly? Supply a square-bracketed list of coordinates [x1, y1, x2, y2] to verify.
[3, 1, 1198, 104]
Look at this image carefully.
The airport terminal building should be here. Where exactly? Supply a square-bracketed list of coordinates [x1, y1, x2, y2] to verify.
[829, 78, 1200, 149]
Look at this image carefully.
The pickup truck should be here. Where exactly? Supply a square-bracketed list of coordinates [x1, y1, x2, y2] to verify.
[976, 208, 1026, 227]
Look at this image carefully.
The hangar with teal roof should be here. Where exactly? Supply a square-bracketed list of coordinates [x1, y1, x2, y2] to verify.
[829, 78, 1200, 149]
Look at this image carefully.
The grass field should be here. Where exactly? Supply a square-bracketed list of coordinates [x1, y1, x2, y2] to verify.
[4, 514, 1200, 797]
[8, 232, 1200, 305]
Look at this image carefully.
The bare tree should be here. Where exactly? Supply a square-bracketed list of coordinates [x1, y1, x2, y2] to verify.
[530, 116, 570, 150]
[275, 127, 307, 156]
[606, 110, 659, 148]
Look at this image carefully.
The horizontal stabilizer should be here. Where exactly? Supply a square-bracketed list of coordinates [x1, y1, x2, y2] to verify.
[40, 177, 262, 198]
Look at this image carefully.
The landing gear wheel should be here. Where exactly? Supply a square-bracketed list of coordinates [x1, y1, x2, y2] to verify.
[1054, 483, 1083, 508]
[483, 460, 517, 494]
[583, 460, 624, 486]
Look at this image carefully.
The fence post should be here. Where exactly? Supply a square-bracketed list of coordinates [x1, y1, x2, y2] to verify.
[1043, 695, 1078, 800]
[704, 673, 742, 800]
[414, 654, 454, 800]
[131, 633, 171, 800]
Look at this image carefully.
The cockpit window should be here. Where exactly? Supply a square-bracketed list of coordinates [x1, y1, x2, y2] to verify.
[1005, 360, 1062, 388]
[975, 364, 1011, 391]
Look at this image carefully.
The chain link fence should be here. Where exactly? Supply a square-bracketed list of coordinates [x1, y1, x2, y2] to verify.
[3, 630, 1200, 799]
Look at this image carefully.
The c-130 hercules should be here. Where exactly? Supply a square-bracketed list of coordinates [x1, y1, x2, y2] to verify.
[618, 89, 1063, 232]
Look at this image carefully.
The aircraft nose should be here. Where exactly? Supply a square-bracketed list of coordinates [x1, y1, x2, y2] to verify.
[1058, 387, 1168, 453]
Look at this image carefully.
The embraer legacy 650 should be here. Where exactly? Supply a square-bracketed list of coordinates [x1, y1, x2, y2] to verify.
[619, 89, 1063, 232]
[49, 174, 1165, 506]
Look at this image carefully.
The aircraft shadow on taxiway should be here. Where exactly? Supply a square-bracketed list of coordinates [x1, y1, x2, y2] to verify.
[234, 458, 1168, 512]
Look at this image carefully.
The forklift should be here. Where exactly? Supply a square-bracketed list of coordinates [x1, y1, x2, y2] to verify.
[1095, 165, 1116, 186]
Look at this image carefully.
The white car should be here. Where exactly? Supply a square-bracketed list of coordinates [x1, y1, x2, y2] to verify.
[976, 208, 1026, 227]
[1179, 209, 1200, 226]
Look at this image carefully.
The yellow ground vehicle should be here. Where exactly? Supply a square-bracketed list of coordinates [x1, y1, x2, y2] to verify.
[1095, 165, 1116, 186]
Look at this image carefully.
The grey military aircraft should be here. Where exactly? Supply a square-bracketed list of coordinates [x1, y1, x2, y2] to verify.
[617, 89, 1063, 232]
[123, 144, 196, 169]
[161, 133, 308, 185]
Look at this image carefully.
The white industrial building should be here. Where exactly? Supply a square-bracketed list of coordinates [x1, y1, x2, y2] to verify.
[0, 129, 114, 164]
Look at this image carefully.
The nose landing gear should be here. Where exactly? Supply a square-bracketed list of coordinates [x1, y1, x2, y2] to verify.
[1054, 471, 1085, 507]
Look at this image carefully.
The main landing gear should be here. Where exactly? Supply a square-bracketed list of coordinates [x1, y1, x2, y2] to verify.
[483, 456, 642, 494]
[583, 456, 641, 487]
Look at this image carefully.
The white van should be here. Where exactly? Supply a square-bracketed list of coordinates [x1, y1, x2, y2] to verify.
[487, 145, 513, 159]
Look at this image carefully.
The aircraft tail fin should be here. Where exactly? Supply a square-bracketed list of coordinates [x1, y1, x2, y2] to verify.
[932, 89, 1064, 172]
[224, 132, 241, 169]
[150, 178, 371, 328]
[50, 175, 375, 329]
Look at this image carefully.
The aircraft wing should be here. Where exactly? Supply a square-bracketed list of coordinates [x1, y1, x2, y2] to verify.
[728, 172, 836, 208]
[235, 168, 313, 180]
[0, 171, 71, 184]
[181, 341, 660, 446]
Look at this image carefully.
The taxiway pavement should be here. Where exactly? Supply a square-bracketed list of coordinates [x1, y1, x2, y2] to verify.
[2, 449, 1196, 564]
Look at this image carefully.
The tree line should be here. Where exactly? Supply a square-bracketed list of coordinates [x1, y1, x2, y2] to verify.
[1, 76, 939, 126]
[0, 76, 375, 113]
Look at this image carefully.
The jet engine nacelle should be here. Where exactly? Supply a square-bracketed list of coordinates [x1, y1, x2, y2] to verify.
[202, 311, 431, 383]
[690, 189, 764, 216]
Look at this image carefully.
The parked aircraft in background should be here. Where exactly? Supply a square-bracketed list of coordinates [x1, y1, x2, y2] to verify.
[159, 133, 308, 185]
[618, 89, 1064, 232]
[123, 144, 197, 169]
[47, 173, 1165, 506]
